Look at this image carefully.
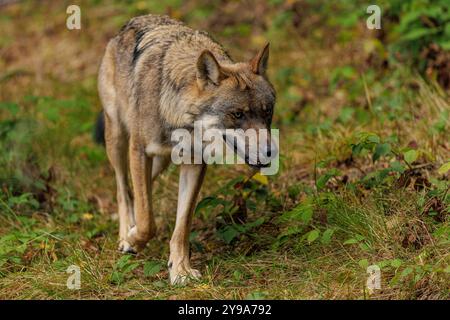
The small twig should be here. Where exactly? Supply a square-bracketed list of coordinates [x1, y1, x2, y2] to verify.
[411, 163, 434, 171]
[362, 73, 376, 120]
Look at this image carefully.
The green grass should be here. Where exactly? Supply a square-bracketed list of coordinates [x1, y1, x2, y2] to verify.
[0, 0, 448, 299]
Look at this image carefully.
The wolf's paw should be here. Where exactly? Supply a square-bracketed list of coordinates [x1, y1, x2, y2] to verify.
[169, 260, 201, 285]
[126, 225, 155, 250]
[118, 239, 137, 254]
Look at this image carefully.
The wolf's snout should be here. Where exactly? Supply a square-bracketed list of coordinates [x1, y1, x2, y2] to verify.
[222, 128, 278, 169]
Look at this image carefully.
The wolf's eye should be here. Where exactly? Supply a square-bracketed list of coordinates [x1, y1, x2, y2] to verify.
[232, 111, 243, 119]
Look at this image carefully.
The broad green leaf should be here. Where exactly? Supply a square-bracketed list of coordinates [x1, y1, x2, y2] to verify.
[195, 196, 227, 215]
[143, 261, 162, 277]
[300, 206, 313, 224]
[279, 200, 314, 223]
[358, 259, 369, 269]
[373, 143, 391, 162]
[355, 234, 365, 241]
[218, 225, 240, 244]
[306, 230, 320, 243]
[390, 161, 405, 173]
[244, 217, 265, 230]
[123, 262, 139, 274]
[252, 173, 268, 185]
[321, 228, 335, 244]
[366, 134, 380, 144]
[338, 107, 354, 124]
[233, 270, 243, 281]
[316, 169, 340, 191]
[343, 238, 359, 245]
[403, 150, 418, 164]
[377, 260, 391, 269]
[116, 255, 131, 269]
[359, 242, 370, 251]
[391, 259, 402, 268]
[401, 267, 413, 278]
[110, 271, 122, 284]
[438, 162, 450, 175]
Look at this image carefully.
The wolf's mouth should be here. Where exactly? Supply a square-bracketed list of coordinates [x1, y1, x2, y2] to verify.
[222, 134, 270, 169]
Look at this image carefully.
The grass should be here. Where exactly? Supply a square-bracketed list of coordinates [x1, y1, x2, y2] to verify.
[0, 1, 448, 299]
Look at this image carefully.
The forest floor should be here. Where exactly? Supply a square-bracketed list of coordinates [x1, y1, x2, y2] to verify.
[0, 1, 448, 299]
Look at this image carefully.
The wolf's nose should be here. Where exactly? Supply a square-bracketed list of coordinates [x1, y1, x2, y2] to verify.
[267, 149, 272, 157]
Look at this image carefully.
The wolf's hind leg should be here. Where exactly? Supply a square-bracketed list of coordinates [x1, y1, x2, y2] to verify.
[127, 137, 156, 250]
[104, 114, 136, 253]
[169, 163, 206, 285]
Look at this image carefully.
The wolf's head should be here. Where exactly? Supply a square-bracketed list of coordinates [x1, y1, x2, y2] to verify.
[193, 43, 278, 169]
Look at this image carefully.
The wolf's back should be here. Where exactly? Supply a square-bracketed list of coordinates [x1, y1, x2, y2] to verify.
[113, 14, 229, 76]
[113, 15, 186, 73]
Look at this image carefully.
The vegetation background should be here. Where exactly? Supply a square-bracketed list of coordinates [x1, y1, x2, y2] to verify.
[0, 0, 448, 299]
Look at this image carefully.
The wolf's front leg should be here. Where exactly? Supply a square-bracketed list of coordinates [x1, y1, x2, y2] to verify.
[169, 163, 207, 285]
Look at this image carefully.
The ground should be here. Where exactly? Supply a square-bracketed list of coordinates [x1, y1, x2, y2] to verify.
[0, 0, 448, 299]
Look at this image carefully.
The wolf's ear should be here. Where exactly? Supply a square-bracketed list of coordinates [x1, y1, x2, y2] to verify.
[250, 42, 270, 76]
[197, 50, 222, 89]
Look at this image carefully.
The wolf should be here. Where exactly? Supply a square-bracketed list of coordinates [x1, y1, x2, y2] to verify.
[97, 14, 277, 285]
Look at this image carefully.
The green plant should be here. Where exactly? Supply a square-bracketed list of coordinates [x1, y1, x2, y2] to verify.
[110, 255, 140, 285]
